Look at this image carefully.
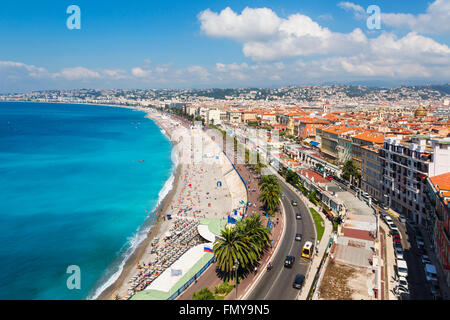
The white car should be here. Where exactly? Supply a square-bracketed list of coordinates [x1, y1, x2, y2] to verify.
[395, 248, 404, 260]
[385, 216, 393, 224]
[397, 276, 409, 291]
[388, 222, 398, 231]
[421, 255, 432, 265]
[397, 259, 408, 278]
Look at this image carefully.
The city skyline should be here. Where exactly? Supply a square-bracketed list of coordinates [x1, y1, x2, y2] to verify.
[1, 0, 449, 93]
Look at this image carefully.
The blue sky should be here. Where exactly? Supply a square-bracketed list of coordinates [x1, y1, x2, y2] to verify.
[0, 0, 449, 92]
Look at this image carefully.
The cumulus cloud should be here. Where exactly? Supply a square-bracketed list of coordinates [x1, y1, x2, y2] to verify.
[381, 0, 450, 34]
[131, 67, 152, 78]
[56, 67, 101, 80]
[198, 7, 281, 41]
[199, 7, 373, 61]
[197, 6, 450, 81]
[0, 61, 49, 79]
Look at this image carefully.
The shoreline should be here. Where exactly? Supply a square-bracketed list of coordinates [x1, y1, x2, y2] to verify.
[95, 109, 181, 300]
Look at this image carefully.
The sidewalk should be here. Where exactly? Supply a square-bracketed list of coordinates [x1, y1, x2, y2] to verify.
[379, 220, 397, 300]
[177, 164, 285, 300]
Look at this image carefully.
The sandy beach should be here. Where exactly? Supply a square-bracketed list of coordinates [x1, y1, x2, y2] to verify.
[96, 108, 246, 300]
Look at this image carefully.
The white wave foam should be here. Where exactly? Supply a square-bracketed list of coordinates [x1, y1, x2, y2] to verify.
[87, 122, 179, 300]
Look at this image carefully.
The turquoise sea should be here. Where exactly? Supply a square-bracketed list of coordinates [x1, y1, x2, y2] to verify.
[0, 102, 174, 299]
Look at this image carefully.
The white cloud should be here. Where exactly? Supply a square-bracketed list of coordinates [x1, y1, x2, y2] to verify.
[197, 7, 450, 81]
[131, 67, 152, 78]
[56, 67, 100, 80]
[198, 7, 281, 41]
[200, 7, 371, 61]
[338, 2, 366, 19]
[0, 61, 49, 79]
[186, 65, 211, 81]
[103, 69, 126, 80]
[381, 0, 450, 34]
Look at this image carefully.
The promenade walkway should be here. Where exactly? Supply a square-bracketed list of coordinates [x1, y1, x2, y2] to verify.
[177, 163, 285, 300]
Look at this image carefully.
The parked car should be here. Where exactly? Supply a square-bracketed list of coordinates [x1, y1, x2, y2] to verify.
[295, 233, 302, 241]
[416, 247, 426, 256]
[394, 242, 403, 250]
[292, 274, 305, 289]
[326, 176, 334, 181]
[425, 264, 438, 282]
[296, 213, 302, 220]
[390, 229, 400, 237]
[421, 255, 432, 265]
[388, 222, 399, 232]
[385, 215, 393, 224]
[284, 256, 295, 268]
[397, 276, 409, 291]
[430, 281, 442, 300]
[397, 259, 409, 278]
[393, 235, 402, 243]
[416, 239, 425, 248]
[398, 216, 406, 223]
[350, 185, 358, 192]
[381, 204, 389, 210]
[395, 248, 404, 260]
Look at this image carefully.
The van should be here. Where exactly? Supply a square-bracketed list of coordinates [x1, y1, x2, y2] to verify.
[425, 264, 438, 282]
[301, 241, 313, 259]
[397, 259, 408, 278]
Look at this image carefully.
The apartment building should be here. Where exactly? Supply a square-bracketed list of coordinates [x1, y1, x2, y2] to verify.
[320, 126, 355, 161]
[336, 133, 354, 165]
[294, 118, 329, 139]
[241, 110, 257, 123]
[361, 145, 382, 202]
[351, 131, 384, 171]
[424, 173, 450, 287]
[227, 110, 243, 124]
[206, 108, 222, 126]
[380, 135, 450, 224]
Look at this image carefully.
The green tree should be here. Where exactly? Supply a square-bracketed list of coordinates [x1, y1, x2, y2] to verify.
[342, 160, 360, 183]
[192, 287, 215, 300]
[213, 227, 256, 275]
[259, 175, 282, 215]
[285, 169, 299, 186]
[213, 215, 271, 278]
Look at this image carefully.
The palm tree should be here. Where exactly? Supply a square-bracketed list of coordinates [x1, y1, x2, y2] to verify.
[213, 227, 257, 276]
[242, 215, 271, 253]
[213, 216, 271, 278]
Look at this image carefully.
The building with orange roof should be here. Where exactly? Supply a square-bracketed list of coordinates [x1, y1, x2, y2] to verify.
[351, 131, 385, 171]
[294, 117, 329, 139]
[320, 126, 357, 161]
[425, 172, 450, 288]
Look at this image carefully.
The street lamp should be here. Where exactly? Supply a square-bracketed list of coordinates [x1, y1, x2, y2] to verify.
[233, 259, 239, 299]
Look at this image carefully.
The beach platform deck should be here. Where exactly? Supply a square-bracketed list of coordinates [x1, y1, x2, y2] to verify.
[131, 244, 213, 300]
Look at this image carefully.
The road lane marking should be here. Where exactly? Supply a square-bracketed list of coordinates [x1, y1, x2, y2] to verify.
[263, 195, 298, 300]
